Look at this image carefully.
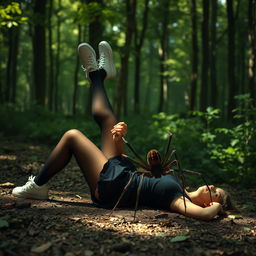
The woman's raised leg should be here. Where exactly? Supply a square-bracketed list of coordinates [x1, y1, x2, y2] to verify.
[79, 41, 123, 158]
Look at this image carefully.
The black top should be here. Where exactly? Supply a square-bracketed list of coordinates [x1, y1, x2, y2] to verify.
[96, 155, 191, 210]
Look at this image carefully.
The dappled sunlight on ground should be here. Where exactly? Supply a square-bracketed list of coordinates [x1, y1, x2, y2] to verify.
[0, 138, 255, 255]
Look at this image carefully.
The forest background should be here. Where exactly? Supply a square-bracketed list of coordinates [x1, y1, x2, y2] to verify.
[0, 0, 255, 187]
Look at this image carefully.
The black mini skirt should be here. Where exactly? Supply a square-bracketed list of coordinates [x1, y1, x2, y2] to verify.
[96, 155, 137, 208]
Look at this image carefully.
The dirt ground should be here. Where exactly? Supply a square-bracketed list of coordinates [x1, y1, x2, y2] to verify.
[0, 137, 255, 256]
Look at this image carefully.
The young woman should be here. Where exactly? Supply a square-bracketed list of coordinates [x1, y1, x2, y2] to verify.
[12, 41, 230, 220]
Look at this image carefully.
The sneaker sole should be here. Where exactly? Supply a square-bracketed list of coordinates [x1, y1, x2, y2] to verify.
[77, 43, 96, 59]
[77, 43, 97, 72]
[12, 192, 48, 200]
[98, 41, 116, 79]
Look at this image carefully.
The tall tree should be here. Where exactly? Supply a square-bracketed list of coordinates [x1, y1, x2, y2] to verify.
[87, 0, 104, 49]
[248, 0, 256, 102]
[200, 0, 210, 111]
[133, 0, 149, 113]
[73, 25, 82, 115]
[190, 0, 198, 111]
[48, 0, 55, 110]
[85, 0, 104, 115]
[32, 0, 47, 106]
[226, 0, 236, 119]
[210, 0, 218, 108]
[158, 0, 170, 113]
[54, 0, 62, 112]
[6, 27, 19, 103]
[114, 0, 137, 118]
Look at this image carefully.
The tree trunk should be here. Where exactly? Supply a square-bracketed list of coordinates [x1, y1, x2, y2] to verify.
[248, 0, 256, 102]
[210, 0, 217, 108]
[6, 27, 19, 103]
[190, 0, 198, 111]
[54, 0, 62, 112]
[85, 0, 104, 115]
[87, 0, 104, 49]
[227, 0, 236, 119]
[158, 1, 170, 113]
[114, 0, 136, 118]
[32, 0, 47, 106]
[73, 25, 82, 115]
[48, 0, 55, 110]
[133, 0, 149, 113]
[200, 0, 210, 111]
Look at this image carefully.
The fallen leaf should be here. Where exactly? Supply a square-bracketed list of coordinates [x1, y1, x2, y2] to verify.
[228, 214, 243, 219]
[31, 242, 52, 253]
[0, 182, 15, 188]
[170, 235, 190, 243]
[0, 219, 9, 228]
[155, 233, 168, 237]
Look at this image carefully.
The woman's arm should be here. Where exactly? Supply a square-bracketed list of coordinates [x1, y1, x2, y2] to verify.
[170, 196, 223, 220]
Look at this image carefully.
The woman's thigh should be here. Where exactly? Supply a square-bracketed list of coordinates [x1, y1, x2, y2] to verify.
[66, 129, 108, 192]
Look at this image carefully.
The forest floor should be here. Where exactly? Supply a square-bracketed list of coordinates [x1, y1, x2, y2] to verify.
[0, 136, 256, 256]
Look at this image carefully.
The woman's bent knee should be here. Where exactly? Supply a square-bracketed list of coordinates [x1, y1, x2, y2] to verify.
[64, 129, 84, 143]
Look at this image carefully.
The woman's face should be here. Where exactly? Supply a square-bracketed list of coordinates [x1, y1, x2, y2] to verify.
[197, 185, 224, 206]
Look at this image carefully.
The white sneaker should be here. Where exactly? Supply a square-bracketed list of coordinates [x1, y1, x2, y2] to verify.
[12, 176, 49, 200]
[98, 41, 116, 79]
[78, 43, 98, 79]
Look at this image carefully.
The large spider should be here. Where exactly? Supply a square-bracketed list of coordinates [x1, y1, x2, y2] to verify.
[110, 132, 213, 219]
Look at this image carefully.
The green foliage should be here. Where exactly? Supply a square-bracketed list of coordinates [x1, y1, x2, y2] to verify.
[0, 2, 28, 28]
[0, 104, 100, 145]
[194, 95, 256, 186]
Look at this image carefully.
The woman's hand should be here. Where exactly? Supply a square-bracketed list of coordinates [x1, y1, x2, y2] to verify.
[111, 122, 127, 142]
[209, 202, 224, 214]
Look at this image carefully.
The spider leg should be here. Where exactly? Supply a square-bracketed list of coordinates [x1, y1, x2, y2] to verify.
[133, 174, 145, 221]
[110, 171, 137, 216]
[173, 152, 187, 216]
[182, 169, 213, 204]
[161, 132, 173, 166]
[163, 159, 178, 170]
[128, 156, 151, 171]
[122, 137, 149, 169]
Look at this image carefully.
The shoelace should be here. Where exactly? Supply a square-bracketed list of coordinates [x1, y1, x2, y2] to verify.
[81, 54, 97, 72]
[98, 54, 106, 68]
[21, 175, 35, 191]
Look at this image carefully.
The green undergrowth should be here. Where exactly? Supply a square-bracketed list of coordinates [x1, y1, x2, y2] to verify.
[0, 95, 255, 187]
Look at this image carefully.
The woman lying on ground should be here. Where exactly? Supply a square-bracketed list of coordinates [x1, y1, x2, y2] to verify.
[12, 41, 232, 220]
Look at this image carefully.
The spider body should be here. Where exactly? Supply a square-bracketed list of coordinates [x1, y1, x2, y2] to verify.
[147, 149, 163, 177]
